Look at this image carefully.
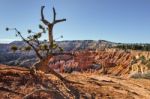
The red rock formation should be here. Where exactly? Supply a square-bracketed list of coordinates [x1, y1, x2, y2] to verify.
[47, 50, 133, 76]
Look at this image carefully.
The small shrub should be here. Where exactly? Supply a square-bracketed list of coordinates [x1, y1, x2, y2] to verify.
[11, 45, 18, 53]
[146, 62, 150, 68]
[139, 55, 147, 64]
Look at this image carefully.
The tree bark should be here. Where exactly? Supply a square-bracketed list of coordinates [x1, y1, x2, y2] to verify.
[33, 55, 72, 83]
[48, 25, 54, 50]
[40, 6, 66, 51]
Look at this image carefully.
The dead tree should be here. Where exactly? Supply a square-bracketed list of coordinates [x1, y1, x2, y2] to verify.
[6, 6, 73, 83]
[41, 6, 66, 52]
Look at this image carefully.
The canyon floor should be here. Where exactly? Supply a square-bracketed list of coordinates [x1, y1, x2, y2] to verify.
[0, 64, 150, 99]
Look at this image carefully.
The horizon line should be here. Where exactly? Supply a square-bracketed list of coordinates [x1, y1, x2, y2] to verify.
[0, 39, 150, 44]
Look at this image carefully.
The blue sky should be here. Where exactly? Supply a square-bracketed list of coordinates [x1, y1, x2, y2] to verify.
[0, 0, 150, 43]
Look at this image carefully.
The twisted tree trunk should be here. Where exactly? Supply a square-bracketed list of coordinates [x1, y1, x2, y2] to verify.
[33, 55, 71, 83]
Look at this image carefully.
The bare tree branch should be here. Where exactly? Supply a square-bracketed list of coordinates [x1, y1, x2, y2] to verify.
[41, 6, 50, 25]
[53, 19, 66, 25]
[14, 28, 43, 60]
[53, 7, 56, 22]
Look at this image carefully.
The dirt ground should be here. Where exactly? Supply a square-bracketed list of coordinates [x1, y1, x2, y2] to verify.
[0, 64, 150, 99]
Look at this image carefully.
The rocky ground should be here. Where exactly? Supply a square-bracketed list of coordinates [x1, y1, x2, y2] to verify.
[0, 64, 150, 99]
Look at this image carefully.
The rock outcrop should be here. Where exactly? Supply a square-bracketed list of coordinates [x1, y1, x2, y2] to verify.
[47, 50, 133, 76]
